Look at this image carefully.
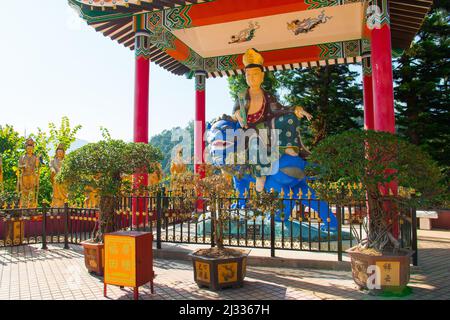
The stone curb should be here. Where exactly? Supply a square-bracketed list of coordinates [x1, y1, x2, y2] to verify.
[154, 248, 352, 271]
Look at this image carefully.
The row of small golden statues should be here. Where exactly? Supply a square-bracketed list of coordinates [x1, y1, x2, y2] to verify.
[0, 138, 93, 208]
[0, 139, 187, 209]
[13, 138, 70, 208]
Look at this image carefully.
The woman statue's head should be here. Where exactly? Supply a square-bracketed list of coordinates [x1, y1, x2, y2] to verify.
[25, 138, 35, 155]
[55, 144, 66, 159]
[243, 48, 264, 89]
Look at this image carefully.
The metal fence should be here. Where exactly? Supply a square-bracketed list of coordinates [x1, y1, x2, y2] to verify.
[0, 192, 418, 264]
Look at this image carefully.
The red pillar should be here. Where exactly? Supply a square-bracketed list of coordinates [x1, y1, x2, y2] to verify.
[194, 71, 206, 179]
[371, 31, 395, 133]
[369, 0, 398, 238]
[133, 32, 151, 226]
[362, 56, 374, 131]
[134, 33, 150, 144]
[194, 71, 206, 212]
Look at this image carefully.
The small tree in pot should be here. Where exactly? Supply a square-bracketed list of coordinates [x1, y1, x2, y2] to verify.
[172, 164, 250, 290]
[306, 130, 445, 293]
[58, 139, 162, 274]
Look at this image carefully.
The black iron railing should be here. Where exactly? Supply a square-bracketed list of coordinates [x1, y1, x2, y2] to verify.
[0, 193, 418, 264]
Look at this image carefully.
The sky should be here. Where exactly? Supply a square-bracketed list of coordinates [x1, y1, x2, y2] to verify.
[0, 1, 234, 142]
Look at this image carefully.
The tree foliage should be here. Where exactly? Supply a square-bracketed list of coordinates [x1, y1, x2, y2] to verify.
[394, 3, 449, 182]
[48, 116, 82, 151]
[0, 125, 24, 193]
[307, 130, 446, 252]
[150, 121, 195, 175]
[58, 139, 163, 242]
[278, 65, 363, 146]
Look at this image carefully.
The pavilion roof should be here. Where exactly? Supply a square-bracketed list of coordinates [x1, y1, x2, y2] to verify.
[69, 0, 433, 78]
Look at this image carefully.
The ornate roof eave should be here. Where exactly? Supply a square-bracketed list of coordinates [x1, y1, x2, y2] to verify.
[70, 0, 434, 78]
[70, 0, 214, 15]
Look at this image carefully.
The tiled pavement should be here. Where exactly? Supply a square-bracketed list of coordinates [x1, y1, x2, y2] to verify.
[0, 230, 449, 300]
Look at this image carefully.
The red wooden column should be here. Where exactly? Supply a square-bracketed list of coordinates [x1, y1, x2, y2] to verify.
[369, 0, 398, 238]
[194, 71, 206, 179]
[194, 71, 206, 212]
[371, 2, 395, 134]
[133, 31, 151, 226]
[362, 56, 374, 130]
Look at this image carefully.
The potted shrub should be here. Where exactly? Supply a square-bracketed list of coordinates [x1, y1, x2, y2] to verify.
[173, 165, 250, 290]
[306, 130, 445, 294]
[58, 139, 162, 275]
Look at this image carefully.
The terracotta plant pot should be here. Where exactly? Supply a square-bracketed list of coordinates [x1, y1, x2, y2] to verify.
[189, 249, 250, 291]
[81, 240, 104, 276]
[347, 246, 414, 293]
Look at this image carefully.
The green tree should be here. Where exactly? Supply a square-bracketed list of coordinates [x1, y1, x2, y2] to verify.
[58, 140, 163, 242]
[0, 125, 24, 194]
[394, 2, 449, 179]
[307, 130, 445, 252]
[48, 116, 82, 151]
[150, 121, 195, 175]
[0, 125, 52, 206]
[278, 65, 363, 147]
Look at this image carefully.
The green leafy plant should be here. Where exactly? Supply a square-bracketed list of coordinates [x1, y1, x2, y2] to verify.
[248, 188, 285, 220]
[48, 116, 82, 151]
[58, 139, 163, 242]
[306, 130, 446, 253]
[172, 164, 239, 255]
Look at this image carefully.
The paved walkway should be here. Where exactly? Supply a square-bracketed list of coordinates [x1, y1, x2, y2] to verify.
[0, 230, 449, 300]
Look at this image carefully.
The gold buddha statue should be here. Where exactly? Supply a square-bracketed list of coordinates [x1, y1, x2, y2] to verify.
[18, 138, 40, 208]
[84, 185, 99, 208]
[170, 147, 187, 176]
[148, 162, 163, 187]
[50, 144, 68, 207]
[232, 48, 313, 192]
[170, 147, 188, 190]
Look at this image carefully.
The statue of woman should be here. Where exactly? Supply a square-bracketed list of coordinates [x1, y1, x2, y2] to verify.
[18, 138, 40, 208]
[232, 48, 313, 192]
[148, 162, 163, 187]
[170, 147, 187, 175]
[84, 186, 99, 208]
[50, 144, 68, 207]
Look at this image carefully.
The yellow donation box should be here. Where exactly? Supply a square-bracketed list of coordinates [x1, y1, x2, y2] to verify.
[104, 231, 155, 300]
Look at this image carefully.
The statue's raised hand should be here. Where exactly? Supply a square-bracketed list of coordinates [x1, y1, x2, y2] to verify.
[233, 110, 248, 129]
[294, 106, 312, 121]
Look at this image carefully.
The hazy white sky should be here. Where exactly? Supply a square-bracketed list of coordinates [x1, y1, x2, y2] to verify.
[0, 1, 233, 142]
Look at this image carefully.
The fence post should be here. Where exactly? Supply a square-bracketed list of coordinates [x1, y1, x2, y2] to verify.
[337, 205, 342, 262]
[210, 199, 215, 248]
[411, 206, 418, 266]
[63, 203, 70, 249]
[41, 208, 48, 250]
[156, 188, 162, 249]
[270, 210, 275, 258]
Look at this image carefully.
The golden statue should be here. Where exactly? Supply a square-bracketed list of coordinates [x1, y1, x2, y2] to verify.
[170, 147, 187, 176]
[84, 186, 99, 208]
[50, 144, 68, 207]
[170, 147, 188, 190]
[148, 162, 163, 187]
[232, 48, 313, 192]
[17, 138, 40, 208]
